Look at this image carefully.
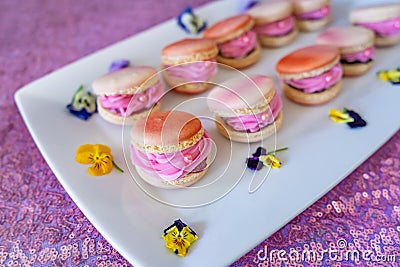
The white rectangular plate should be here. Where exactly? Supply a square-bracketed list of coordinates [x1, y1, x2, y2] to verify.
[15, 0, 400, 266]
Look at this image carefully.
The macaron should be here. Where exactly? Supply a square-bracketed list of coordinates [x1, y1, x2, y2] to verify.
[292, 0, 331, 32]
[203, 14, 261, 69]
[130, 110, 213, 189]
[207, 75, 283, 143]
[247, 0, 298, 47]
[161, 38, 218, 94]
[92, 66, 164, 125]
[316, 26, 375, 76]
[349, 3, 400, 47]
[276, 45, 342, 105]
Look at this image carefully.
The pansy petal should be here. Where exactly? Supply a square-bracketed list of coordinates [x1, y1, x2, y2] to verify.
[93, 144, 112, 155]
[329, 109, 354, 123]
[346, 109, 367, 128]
[237, 0, 259, 13]
[109, 59, 130, 72]
[76, 151, 95, 164]
[259, 155, 281, 169]
[181, 226, 198, 244]
[88, 159, 113, 176]
[252, 146, 266, 157]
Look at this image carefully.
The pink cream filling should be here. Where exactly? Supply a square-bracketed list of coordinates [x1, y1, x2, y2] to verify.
[225, 93, 282, 133]
[164, 59, 217, 82]
[284, 63, 343, 93]
[130, 132, 212, 181]
[254, 16, 296, 37]
[99, 81, 164, 116]
[357, 17, 400, 37]
[341, 46, 375, 63]
[218, 30, 257, 59]
[296, 5, 330, 20]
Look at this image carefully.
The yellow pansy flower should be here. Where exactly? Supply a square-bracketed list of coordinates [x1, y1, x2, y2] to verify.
[75, 144, 123, 176]
[162, 219, 198, 257]
[259, 154, 282, 169]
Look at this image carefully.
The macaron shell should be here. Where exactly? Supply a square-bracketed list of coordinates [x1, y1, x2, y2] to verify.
[215, 42, 261, 69]
[350, 3, 400, 23]
[130, 110, 202, 147]
[296, 14, 331, 32]
[316, 26, 375, 53]
[203, 14, 254, 43]
[258, 27, 299, 47]
[135, 159, 209, 189]
[247, 1, 293, 24]
[292, 0, 330, 14]
[92, 66, 158, 95]
[207, 74, 274, 114]
[282, 80, 342, 105]
[161, 38, 218, 65]
[276, 45, 339, 75]
[214, 111, 283, 143]
[162, 38, 217, 57]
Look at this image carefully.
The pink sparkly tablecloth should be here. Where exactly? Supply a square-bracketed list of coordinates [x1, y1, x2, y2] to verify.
[1, 0, 399, 266]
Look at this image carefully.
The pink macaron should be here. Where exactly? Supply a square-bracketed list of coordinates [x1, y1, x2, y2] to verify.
[130, 110, 213, 189]
[316, 26, 376, 76]
[350, 3, 400, 47]
[207, 75, 283, 143]
[161, 38, 218, 94]
[203, 14, 261, 69]
[276, 45, 342, 105]
[92, 66, 164, 125]
[292, 0, 331, 32]
[247, 0, 298, 47]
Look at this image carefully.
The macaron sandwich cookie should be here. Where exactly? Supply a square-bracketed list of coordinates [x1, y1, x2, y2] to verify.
[316, 26, 375, 76]
[207, 75, 283, 143]
[292, 0, 331, 32]
[350, 3, 400, 47]
[130, 111, 213, 189]
[276, 45, 343, 105]
[161, 38, 218, 94]
[203, 14, 261, 69]
[92, 66, 164, 125]
[247, 0, 298, 48]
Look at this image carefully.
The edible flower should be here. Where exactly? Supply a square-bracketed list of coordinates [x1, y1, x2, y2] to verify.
[329, 108, 367, 128]
[66, 85, 97, 120]
[108, 59, 130, 72]
[246, 147, 287, 170]
[259, 155, 281, 169]
[237, 0, 259, 13]
[177, 7, 207, 34]
[377, 66, 400, 85]
[162, 219, 198, 257]
[75, 144, 124, 176]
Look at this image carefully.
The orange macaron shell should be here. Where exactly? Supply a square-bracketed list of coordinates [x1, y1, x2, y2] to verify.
[276, 45, 339, 78]
[130, 111, 202, 150]
[203, 14, 254, 43]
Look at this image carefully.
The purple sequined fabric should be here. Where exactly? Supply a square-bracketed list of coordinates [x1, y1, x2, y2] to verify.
[1, 1, 399, 266]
